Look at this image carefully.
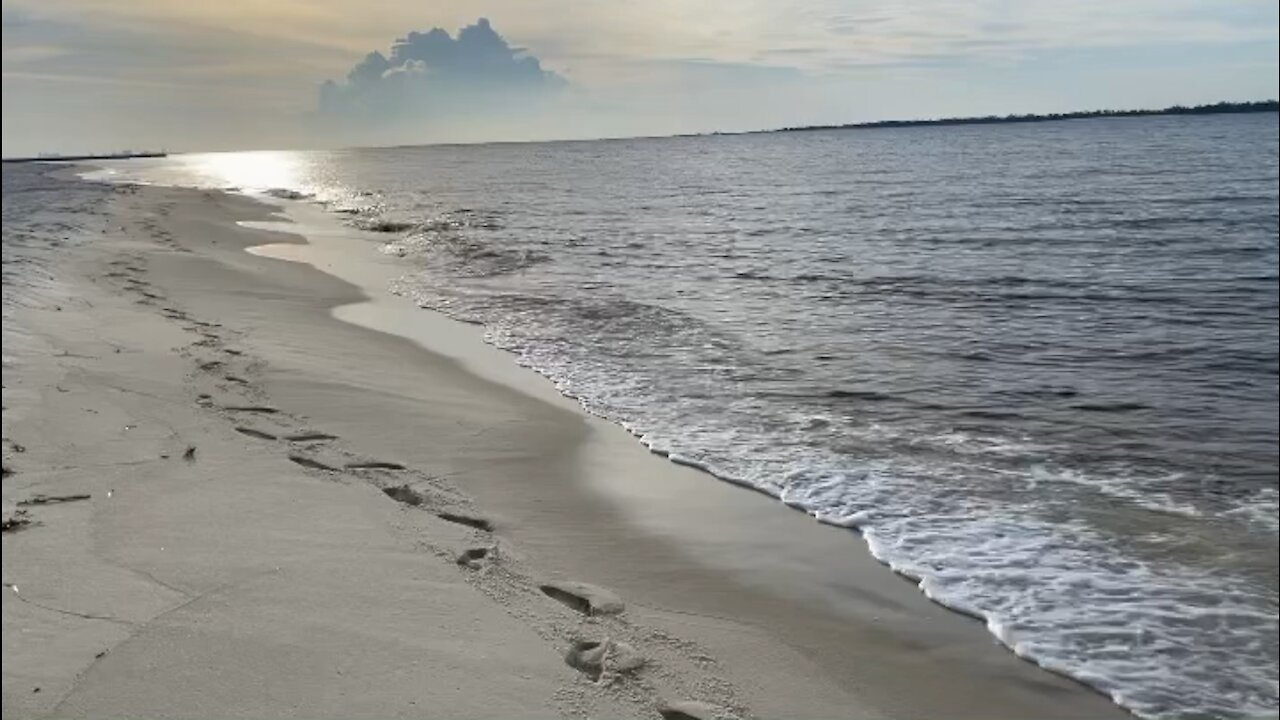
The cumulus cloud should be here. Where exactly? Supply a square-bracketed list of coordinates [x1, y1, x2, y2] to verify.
[318, 18, 565, 125]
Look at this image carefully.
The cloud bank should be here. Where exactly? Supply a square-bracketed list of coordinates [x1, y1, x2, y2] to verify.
[318, 18, 565, 130]
[3, 1, 1276, 155]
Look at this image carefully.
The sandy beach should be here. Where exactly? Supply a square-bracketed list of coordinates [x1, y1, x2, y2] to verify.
[1, 170, 1134, 719]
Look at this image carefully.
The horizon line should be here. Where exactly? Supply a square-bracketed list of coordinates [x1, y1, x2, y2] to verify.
[5, 98, 1277, 161]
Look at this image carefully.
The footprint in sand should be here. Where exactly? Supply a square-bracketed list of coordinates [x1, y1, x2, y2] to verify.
[657, 700, 727, 720]
[564, 638, 646, 681]
[539, 581, 625, 616]
[346, 461, 406, 471]
[287, 454, 338, 472]
[435, 511, 494, 532]
[234, 427, 276, 441]
[455, 546, 492, 569]
[382, 484, 427, 506]
[285, 432, 336, 442]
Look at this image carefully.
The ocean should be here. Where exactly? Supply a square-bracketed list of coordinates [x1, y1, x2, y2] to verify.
[94, 112, 1278, 719]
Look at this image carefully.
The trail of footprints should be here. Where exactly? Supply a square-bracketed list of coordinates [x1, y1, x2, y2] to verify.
[99, 250, 748, 720]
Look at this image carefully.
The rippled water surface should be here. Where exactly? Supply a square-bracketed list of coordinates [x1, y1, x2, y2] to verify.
[103, 113, 1279, 719]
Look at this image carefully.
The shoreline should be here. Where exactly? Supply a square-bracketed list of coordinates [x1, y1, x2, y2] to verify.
[185, 183, 1139, 715]
[2, 168, 1132, 718]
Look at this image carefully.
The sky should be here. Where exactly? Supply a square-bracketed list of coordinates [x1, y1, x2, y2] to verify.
[2, 0, 1277, 155]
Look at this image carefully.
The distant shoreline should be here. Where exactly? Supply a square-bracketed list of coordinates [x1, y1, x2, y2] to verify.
[5, 101, 1275, 160]
[1, 151, 167, 164]
[752, 100, 1278, 134]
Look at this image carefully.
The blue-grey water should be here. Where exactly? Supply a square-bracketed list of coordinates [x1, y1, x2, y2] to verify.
[99, 113, 1279, 719]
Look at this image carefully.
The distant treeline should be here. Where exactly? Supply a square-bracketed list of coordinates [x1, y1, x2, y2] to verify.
[761, 100, 1279, 133]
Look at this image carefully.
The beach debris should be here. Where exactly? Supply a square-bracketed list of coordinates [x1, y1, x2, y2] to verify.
[287, 455, 338, 472]
[94, 650, 108, 659]
[657, 700, 726, 720]
[1, 463, 12, 477]
[182, 445, 197, 462]
[564, 637, 647, 681]
[197, 360, 223, 372]
[540, 581, 625, 616]
[18, 493, 91, 506]
[2, 508, 32, 533]
[435, 511, 494, 532]
[224, 406, 279, 414]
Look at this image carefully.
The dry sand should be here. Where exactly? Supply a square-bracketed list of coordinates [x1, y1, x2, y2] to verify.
[1, 174, 1131, 719]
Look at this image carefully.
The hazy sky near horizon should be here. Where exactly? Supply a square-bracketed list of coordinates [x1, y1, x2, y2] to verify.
[2, 0, 1277, 155]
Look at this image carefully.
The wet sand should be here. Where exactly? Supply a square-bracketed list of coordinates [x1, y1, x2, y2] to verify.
[1, 175, 1130, 719]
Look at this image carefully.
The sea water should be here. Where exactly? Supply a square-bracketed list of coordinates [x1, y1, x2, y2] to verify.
[94, 113, 1279, 719]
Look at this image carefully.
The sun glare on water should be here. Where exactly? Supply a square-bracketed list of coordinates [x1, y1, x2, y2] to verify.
[180, 150, 308, 194]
